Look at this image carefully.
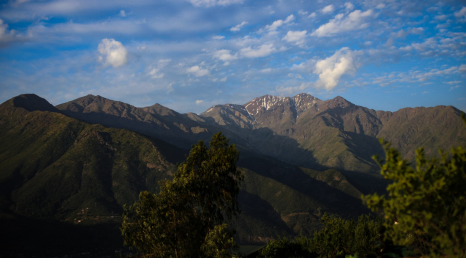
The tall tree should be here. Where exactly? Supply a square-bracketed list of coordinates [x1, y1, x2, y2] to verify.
[363, 116, 466, 257]
[120, 132, 243, 257]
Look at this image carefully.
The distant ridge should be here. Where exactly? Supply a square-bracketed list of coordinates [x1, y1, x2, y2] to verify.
[53, 92, 466, 177]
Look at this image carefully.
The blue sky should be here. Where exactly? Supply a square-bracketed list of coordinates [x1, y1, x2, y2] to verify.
[0, 0, 465, 114]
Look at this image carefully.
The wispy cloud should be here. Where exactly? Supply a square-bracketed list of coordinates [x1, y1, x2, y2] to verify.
[230, 21, 248, 32]
[264, 14, 295, 32]
[240, 44, 276, 58]
[188, 0, 244, 8]
[282, 30, 307, 46]
[312, 9, 374, 37]
[187, 65, 210, 77]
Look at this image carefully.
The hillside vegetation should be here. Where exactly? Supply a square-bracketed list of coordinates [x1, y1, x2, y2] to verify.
[0, 94, 372, 256]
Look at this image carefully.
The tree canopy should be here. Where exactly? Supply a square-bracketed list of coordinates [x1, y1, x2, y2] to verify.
[363, 116, 466, 257]
[120, 132, 244, 257]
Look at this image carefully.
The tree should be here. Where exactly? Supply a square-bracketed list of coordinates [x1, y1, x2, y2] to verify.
[120, 132, 244, 257]
[258, 213, 382, 258]
[258, 236, 316, 258]
[309, 213, 382, 258]
[363, 116, 466, 257]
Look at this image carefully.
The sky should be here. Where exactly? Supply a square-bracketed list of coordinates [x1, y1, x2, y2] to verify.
[0, 0, 465, 114]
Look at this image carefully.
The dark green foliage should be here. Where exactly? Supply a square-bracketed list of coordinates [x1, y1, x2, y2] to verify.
[201, 223, 239, 258]
[363, 137, 466, 257]
[258, 213, 382, 258]
[258, 236, 317, 258]
[310, 213, 382, 258]
[120, 132, 244, 257]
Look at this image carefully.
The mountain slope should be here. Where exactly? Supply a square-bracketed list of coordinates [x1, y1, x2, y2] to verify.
[200, 93, 466, 175]
[1, 94, 371, 255]
[55, 95, 257, 153]
[0, 95, 184, 221]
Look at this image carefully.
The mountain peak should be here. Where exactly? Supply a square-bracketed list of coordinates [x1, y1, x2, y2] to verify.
[5, 94, 59, 113]
[322, 95, 354, 109]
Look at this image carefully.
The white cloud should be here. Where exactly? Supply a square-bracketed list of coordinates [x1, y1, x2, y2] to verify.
[459, 64, 466, 73]
[0, 19, 26, 46]
[314, 47, 359, 91]
[97, 38, 128, 67]
[220, 77, 227, 82]
[445, 81, 462, 85]
[397, 27, 424, 38]
[187, 65, 210, 77]
[148, 68, 164, 79]
[119, 10, 126, 17]
[167, 83, 174, 93]
[195, 100, 204, 104]
[260, 68, 272, 73]
[240, 43, 276, 58]
[308, 12, 316, 18]
[298, 10, 308, 16]
[455, 7, 466, 22]
[230, 21, 248, 32]
[344, 2, 354, 11]
[0, 19, 10, 40]
[213, 49, 238, 61]
[322, 5, 335, 14]
[265, 14, 295, 32]
[434, 14, 448, 21]
[415, 66, 459, 82]
[212, 35, 225, 39]
[158, 59, 172, 66]
[282, 30, 307, 46]
[376, 3, 385, 9]
[188, 0, 244, 7]
[312, 9, 373, 37]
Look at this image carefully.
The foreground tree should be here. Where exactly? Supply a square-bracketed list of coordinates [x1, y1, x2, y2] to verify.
[120, 132, 244, 257]
[363, 116, 466, 257]
[310, 213, 383, 258]
[258, 214, 382, 258]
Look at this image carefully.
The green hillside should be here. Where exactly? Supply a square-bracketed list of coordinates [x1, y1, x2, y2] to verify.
[0, 94, 373, 256]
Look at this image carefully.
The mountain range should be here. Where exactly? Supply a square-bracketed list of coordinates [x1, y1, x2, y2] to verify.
[1, 93, 465, 257]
